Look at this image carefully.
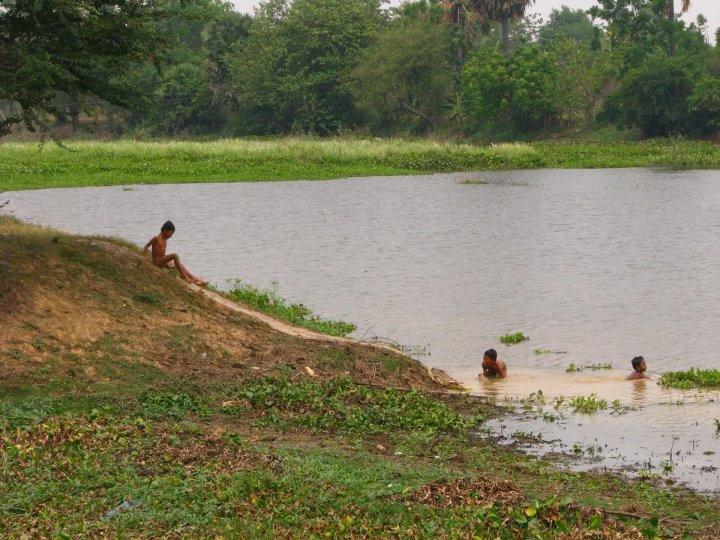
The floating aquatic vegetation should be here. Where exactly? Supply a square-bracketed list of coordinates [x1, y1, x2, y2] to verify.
[660, 368, 720, 390]
[566, 363, 612, 373]
[568, 394, 608, 414]
[500, 332, 528, 345]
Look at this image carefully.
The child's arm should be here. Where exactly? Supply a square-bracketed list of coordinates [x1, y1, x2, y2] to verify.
[143, 237, 156, 257]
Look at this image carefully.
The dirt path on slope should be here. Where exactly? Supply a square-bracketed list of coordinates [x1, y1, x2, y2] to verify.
[187, 283, 464, 390]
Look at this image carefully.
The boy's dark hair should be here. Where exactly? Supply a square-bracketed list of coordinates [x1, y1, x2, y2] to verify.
[484, 348, 497, 361]
[631, 356, 644, 370]
[161, 220, 175, 232]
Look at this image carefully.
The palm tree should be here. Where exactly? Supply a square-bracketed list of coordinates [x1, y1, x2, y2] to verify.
[441, 0, 490, 60]
[666, 0, 691, 56]
[481, 0, 535, 57]
[441, 0, 488, 42]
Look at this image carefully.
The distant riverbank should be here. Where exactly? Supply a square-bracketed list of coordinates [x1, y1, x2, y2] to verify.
[1, 138, 719, 191]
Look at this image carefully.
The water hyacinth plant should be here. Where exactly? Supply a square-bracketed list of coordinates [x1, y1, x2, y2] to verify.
[659, 368, 720, 390]
[500, 332, 528, 345]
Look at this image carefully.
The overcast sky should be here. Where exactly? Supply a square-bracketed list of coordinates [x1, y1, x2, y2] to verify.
[230, 0, 719, 44]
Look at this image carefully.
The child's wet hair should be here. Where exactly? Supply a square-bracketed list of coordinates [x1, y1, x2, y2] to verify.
[161, 220, 175, 232]
[484, 348, 497, 361]
[631, 356, 644, 370]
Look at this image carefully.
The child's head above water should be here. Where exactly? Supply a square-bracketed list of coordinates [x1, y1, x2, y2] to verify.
[631, 356, 646, 372]
[484, 348, 497, 361]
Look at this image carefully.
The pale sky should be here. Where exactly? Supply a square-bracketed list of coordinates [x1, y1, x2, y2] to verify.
[231, 0, 719, 44]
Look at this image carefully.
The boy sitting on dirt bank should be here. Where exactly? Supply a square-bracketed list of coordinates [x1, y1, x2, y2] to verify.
[144, 220, 207, 286]
[481, 348, 507, 379]
[626, 356, 648, 380]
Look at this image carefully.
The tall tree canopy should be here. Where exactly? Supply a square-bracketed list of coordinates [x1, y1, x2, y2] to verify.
[352, 20, 456, 132]
[539, 6, 597, 49]
[0, 0, 179, 135]
[228, 0, 383, 134]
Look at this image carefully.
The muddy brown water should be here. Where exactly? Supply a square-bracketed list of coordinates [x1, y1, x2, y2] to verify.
[6, 168, 720, 491]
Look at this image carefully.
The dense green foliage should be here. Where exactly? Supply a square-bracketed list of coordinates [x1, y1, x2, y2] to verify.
[538, 6, 597, 48]
[228, 376, 479, 433]
[660, 368, 720, 389]
[2, 0, 719, 139]
[228, 0, 382, 134]
[611, 55, 694, 136]
[351, 20, 456, 132]
[463, 46, 558, 134]
[0, 0, 177, 135]
[688, 77, 720, 135]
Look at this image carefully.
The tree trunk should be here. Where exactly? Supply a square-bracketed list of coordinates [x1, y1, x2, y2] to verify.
[668, 0, 676, 56]
[501, 15, 511, 58]
[400, 100, 436, 128]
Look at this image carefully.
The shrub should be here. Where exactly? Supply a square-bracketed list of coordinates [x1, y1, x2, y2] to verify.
[687, 77, 720, 136]
[462, 46, 559, 134]
[614, 56, 693, 137]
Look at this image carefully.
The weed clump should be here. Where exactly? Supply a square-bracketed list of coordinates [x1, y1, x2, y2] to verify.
[660, 368, 720, 389]
[229, 282, 356, 337]
[500, 332, 528, 345]
[568, 394, 608, 414]
[225, 376, 482, 435]
[138, 392, 210, 419]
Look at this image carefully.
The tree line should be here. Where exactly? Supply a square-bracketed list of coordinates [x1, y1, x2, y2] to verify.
[1, 0, 719, 139]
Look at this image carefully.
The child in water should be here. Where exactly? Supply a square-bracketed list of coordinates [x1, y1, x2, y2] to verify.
[481, 348, 507, 379]
[626, 356, 647, 380]
[144, 220, 207, 286]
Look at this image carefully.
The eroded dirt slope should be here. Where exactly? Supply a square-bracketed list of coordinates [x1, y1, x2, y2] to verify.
[0, 216, 444, 391]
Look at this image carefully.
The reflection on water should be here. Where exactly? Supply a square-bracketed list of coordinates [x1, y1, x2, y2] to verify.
[631, 378, 649, 405]
[7, 168, 720, 490]
[454, 366, 669, 407]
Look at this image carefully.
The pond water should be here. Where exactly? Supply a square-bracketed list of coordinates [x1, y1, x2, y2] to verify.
[7, 168, 720, 491]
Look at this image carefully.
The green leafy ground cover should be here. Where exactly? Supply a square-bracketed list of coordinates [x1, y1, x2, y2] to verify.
[2, 359, 719, 538]
[1, 138, 719, 191]
[229, 282, 356, 337]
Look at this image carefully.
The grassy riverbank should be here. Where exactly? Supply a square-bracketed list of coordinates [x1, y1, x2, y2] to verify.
[2, 217, 719, 538]
[1, 138, 719, 191]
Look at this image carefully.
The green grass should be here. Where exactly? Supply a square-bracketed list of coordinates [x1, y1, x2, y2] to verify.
[1, 138, 719, 191]
[229, 282, 356, 337]
[660, 368, 720, 390]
